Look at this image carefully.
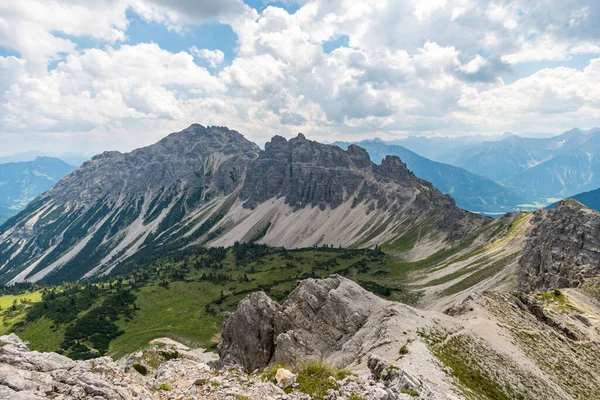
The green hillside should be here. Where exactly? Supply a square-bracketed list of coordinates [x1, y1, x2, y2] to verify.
[1, 244, 417, 360]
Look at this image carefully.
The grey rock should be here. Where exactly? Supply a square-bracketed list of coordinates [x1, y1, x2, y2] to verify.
[368, 354, 428, 396]
[272, 275, 388, 367]
[0, 334, 151, 399]
[219, 275, 392, 370]
[241, 134, 368, 210]
[218, 292, 282, 372]
[519, 199, 600, 292]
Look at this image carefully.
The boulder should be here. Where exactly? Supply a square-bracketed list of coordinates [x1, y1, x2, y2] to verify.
[275, 367, 296, 388]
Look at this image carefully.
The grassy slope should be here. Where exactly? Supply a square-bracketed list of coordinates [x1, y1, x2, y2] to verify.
[109, 281, 221, 359]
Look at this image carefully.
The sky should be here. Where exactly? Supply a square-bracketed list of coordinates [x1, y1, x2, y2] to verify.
[1, 0, 600, 155]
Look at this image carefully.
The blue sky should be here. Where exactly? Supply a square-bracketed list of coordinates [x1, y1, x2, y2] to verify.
[0, 0, 600, 155]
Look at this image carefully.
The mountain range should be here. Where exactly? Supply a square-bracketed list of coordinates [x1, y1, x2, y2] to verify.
[5, 124, 600, 399]
[0, 124, 485, 285]
[371, 127, 600, 207]
[438, 128, 600, 200]
[0, 151, 90, 167]
[0, 157, 75, 224]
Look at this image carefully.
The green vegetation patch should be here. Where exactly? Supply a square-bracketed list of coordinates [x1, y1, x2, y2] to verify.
[265, 361, 354, 399]
[424, 330, 532, 400]
[534, 289, 580, 313]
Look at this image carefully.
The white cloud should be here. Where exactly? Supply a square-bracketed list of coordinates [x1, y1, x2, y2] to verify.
[131, 0, 256, 32]
[413, 0, 448, 20]
[0, 43, 222, 131]
[190, 47, 225, 68]
[456, 58, 600, 130]
[2, 0, 600, 155]
[0, 0, 130, 70]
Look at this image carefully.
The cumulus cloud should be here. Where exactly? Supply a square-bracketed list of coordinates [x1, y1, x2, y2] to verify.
[456, 58, 600, 130]
[1, 43, 222, 131]
[131, 0, 256, 31]
[1, 0, 600, 155]
[0, 0, 129, 69]
[190, 47, 225, 68]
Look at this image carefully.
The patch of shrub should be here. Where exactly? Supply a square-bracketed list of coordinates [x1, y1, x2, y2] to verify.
[132, 363, 147, 376]
[160, 350, 180, 361]
[295, 361, 354, 399]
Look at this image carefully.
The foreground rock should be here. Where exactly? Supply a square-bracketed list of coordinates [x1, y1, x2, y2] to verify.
[0, 333, 151, 399]
[5, 274, 600, 399]
[0, 333, 423, 400]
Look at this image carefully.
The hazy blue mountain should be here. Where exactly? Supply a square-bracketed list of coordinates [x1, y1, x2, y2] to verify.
[442, 128, 589, 182]
[0, 151, 91, 167]
[384, 134, 506, 162]
[334, 140, 525, 213]
[0, 157, 75, 223]
[506, 133, 600, 198]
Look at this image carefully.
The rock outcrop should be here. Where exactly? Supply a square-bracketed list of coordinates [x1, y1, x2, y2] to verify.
[219, 291, 282, 372]
[218, 275, 395, 371]
[0, 333, 151, 399]
[519, 199, 600, 292]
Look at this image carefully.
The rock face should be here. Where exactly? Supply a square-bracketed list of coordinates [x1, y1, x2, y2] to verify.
[519, 199, 600, 292]
[219, 292, 281, 372]
[272, 275, 389, 367]
[240, 134, 370, 210]
[0, 333, 151, 399]
[0, 125, 487, 285]
[48, 124, 260, 205]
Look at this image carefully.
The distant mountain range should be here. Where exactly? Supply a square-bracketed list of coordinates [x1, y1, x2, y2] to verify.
[0, 151, 91, 167]
[375, 127, 600, 204]
[334, 140, 525, 213]
[442, 128, 592, 183]
[0, 157, 76, 224]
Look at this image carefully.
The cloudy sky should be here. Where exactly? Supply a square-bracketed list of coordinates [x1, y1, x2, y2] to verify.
[1, 0, 600, 155]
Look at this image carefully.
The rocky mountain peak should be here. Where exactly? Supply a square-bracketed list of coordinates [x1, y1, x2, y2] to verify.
[0, 125, 488, 284]
[346, 144, 372, 168]
[46, 124, 260, 205]
[375, 155, 415, 182]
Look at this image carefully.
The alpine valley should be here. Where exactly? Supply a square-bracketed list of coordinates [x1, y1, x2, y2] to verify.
[3, 124, 600, 400]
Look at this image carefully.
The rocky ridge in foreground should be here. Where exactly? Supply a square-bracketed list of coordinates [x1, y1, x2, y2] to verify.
[4, 273, 600, 399]
[219, 275, 600, 399]
[519, 199, 600, 291]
